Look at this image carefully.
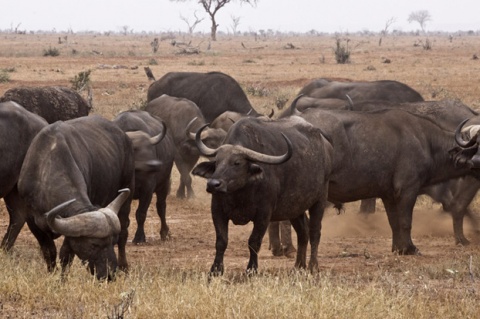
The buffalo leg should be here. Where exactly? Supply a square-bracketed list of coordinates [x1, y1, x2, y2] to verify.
[175, 156, 197, 199]
[267, 222, 283, 256]
[280, 220, 296, 258]
[132, 192, 154, 244]
[26, 218, 57, 272]
[359, 198, 376, 214]
[117, 201, 131, 273]
[210, 200, 228, 276]
[1, 189, 26, 251]
[155, 183, 170, 241]
[290, 213, 309, 269]
[59, 238, 75, 276]
[307, 201, 326, 272]
[246, 216, 270, 274]
[382, 195, 419, 255]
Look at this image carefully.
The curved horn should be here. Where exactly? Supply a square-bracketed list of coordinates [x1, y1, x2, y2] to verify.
[246, 109, 253, 116]
[240, 133, 293, 164]
[289, 94, 305, 116]
[185, 117, 199, 140]
[150, 121, 167, 145]
[105, 188, 130, 214]
[268, 108, 275, 118]
[46, 199, 77, 228]
[455, 119, 477, 148]
[195, 123, 218, 156]
[46, 189, 130, 238]
[345, 94, 354, 110]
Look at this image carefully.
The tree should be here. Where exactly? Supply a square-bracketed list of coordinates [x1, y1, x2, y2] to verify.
[230, 15, 241, 35]
[407, 10, 431, 33]
[171, 0, 258, 41]
[379, 17, 396, 46]
[180, 11, 205, 35]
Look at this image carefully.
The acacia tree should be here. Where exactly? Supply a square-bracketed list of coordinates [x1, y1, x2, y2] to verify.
[408, 10, 431, 33]
[171, 0, 258, 41]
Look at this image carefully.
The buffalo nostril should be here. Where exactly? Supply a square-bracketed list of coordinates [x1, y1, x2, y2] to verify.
[207, 179, 223, 192]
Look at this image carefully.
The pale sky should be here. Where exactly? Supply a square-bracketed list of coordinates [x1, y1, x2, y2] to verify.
[2, 0, 479, 34]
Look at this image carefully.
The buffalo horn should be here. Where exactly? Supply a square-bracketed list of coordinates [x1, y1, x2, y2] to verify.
[46, 189, 130, 238]
[345, 94, 354, 110]
[239, 133, 293, 164]
[185, 117, 199, 140]
[195, 124, 218, 156]
[290, 94, 305, 115]
[149, 121, 167, 145]
[455, 119, 478, 148]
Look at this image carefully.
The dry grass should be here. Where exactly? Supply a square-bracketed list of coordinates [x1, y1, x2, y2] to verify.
[1, 32, 480, 318]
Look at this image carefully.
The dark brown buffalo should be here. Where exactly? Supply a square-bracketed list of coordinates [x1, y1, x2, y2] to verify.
[0, 86, 92, 123]
[293, 105, 480, 255]
[298, 78, 424, 102]
[17, 115, 137, 280]
[0, 101, 48, 251]
[113, 110, 175, 243]
[145, 94, 226, 199]
[146, 71, 257, 122]
[341, 98, 479, 245]
[192, 116, 333, 274]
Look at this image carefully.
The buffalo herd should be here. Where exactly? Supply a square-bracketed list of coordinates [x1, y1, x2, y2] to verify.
[1, 71, 480, 278]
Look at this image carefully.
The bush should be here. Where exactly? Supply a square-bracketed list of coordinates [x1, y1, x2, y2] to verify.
[0, 70, 10, 83]
[334, 38, 351, 64]
[43, 46, 60, 57]
[70, 70, 91, 91]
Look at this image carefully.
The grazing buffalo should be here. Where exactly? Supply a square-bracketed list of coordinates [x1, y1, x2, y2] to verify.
[293, 105, 480, 255]
[146, 71, 258, 122]
[0, 101, 48, 251]
[17, 115, 137, 280]
[0, 86, 92, 123]
[113, 110, 175, 243]
[192, 116, 333, 274]
[145, 94, 226, 199]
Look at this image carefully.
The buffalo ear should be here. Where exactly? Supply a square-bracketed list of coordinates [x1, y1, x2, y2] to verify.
[248, 163, 264, 182]
[192, 161, 216, 178]
[135, 159, 162, 172]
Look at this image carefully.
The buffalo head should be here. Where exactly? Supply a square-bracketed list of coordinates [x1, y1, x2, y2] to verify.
[46, 188, 130, 280]
[451, 119, 480, 169]
[125, 123, 166, 173]
[192, 124, 292, 193]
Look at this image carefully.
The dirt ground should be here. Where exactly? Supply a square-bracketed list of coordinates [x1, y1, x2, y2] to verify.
[1, 33, 480, 278]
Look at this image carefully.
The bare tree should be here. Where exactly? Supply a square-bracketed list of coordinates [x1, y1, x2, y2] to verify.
[230, 15, 241, 35]
[379, 17, 396, 46]
[171, 0, 258, 41]
[408, 10, 431, 33]
[180, 11, 205, 35]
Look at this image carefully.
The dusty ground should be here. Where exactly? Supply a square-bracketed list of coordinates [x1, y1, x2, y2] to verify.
[1, 32, 480, 278]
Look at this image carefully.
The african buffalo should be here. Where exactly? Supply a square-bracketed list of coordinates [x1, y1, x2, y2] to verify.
[145, 94, 226, 199]
[284, 79, 424, 216]
[292, 104, 480, 255]
[0, 86, 92, 123]
[0, 101, 48, 251]
[17, 115, 137, 280]
[192, 116, 333, 274]
[113, 110, 175, 243]
[146, 71, 258, 122]
[298, 78, 424, 103]
[340, 98, 480, 245]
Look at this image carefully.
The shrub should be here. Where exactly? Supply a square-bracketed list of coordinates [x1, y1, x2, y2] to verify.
[0, 70, 10, 83]
[70, 70, 91, 92]
[43, 46, 60, 57]
[334, 38, 351, 64]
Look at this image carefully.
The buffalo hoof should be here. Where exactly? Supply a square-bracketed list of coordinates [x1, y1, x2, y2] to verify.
[455, 236, 470, 246]
[271, 246, 283, 257]
[393, 245, 420, 255]
[209, 263, 224, 277]
[160, 230, 171, 241]
[132, 233, 146, 244]
[284, 245, 297, 259]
